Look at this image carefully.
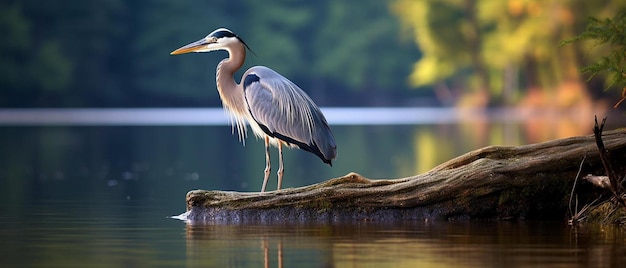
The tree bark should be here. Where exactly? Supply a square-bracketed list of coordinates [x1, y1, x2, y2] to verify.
[183, 129, 626, 223]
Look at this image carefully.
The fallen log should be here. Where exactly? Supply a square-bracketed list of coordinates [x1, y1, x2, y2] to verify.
[182, 129, 626, 224]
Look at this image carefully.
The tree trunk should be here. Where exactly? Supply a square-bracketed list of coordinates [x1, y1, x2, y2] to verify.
[182, 129, 626, 223]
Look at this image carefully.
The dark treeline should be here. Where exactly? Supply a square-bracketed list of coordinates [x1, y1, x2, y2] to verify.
[0, 0, 427, 108]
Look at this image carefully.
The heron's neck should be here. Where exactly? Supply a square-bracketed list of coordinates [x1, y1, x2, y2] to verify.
[216, 44, 245, 94]
[215, 44, 248, 116]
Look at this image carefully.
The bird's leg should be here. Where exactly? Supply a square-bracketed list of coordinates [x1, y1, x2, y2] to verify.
[277, 142, 284, 190]
[261, 136, 271, 192]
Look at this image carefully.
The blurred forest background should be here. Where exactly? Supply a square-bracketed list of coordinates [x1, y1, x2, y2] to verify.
[1, 0, 625, 109]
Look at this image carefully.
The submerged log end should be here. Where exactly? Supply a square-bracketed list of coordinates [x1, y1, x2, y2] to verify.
[183, 172, 418, 223]
[185, 172, 404, 211]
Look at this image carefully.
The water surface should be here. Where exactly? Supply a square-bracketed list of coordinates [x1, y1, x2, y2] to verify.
[1, 108, 624, 267]
[2, 196, 624, 267]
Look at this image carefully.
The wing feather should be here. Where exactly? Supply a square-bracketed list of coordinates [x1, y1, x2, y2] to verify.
[242, 66, 336, 164]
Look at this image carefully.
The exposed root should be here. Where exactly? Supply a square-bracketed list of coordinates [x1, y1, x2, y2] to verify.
[568, 154, 587, 218]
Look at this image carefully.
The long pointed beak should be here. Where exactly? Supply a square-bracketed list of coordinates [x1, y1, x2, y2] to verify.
[170, 39, 209, 55]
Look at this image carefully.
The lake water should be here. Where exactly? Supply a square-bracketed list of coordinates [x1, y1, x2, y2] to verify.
[1, 108, 624, 267]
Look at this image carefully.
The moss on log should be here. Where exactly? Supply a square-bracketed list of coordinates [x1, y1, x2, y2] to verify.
[183, 129, 626, 223]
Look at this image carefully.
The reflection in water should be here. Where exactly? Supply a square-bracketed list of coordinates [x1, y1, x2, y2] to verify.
[183, 221, 626, 267]
[185, 224, 292, 267]
[262, 238, 283, 268]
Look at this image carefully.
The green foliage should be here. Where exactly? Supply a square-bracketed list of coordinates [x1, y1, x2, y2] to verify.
[393, 0, 626, 105]
[392, 0, 469, 87]
[0, 0, 421, 107]
[0, 3, 72, 103]
[311, 1, 417, 91]
[562, 13, 626, 90]
[0, 4, 31, 93]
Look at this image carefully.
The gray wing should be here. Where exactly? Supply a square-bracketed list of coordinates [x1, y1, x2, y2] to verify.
[242, 66, 337, 165]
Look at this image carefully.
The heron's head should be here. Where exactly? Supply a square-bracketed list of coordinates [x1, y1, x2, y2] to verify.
[170, 28, 252, 55]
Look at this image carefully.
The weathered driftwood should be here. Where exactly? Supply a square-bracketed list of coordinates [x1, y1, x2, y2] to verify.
[183, 129, 626, 223]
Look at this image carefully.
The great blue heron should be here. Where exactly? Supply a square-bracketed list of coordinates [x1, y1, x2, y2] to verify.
[170, 28, 337, 192]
